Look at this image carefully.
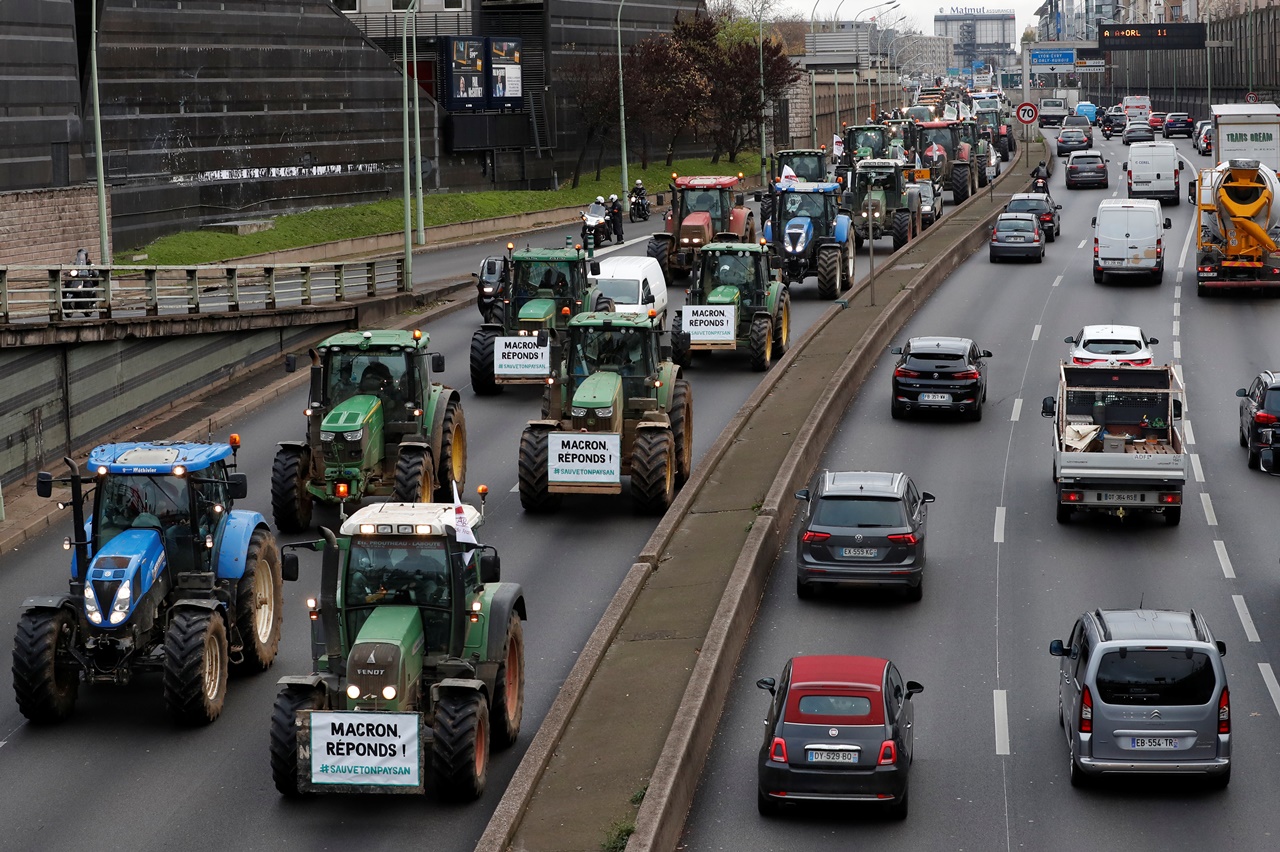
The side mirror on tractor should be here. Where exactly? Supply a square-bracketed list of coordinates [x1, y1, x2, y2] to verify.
[281, 552, 300, 582]
[36, 471, 53, 499]
[769, 256, 782, 270]
[228, 473, 249, 500]
[478, 548, 501, 584]
[430, 353, 446, 372]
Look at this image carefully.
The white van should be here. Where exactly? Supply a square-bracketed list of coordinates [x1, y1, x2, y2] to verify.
[589, 255, 669, 327]
[1124, 141, 1181, 204]
[1091, 199, 1172, 284]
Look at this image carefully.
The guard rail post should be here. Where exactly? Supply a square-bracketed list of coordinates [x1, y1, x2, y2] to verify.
[335, 264, 348, 302]
[0, 269, 8, 323]
[145, 268, 159, 315]
[265, 267, 278, 309]
[186, 268, 200, 314]
[100, 269, 113, 319]
[301, 266, 313, 306]
[378, 260, 390, 298]
[51, 269, 66, 320]
[226, 267, 240, 312]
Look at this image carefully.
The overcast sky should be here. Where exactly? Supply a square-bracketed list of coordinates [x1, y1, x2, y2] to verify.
[791, 0, 1046, 43]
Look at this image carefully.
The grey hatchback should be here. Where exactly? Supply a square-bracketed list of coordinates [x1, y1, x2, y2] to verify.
[1050, 608, 1231, 788]
[794, 470, 934, 601]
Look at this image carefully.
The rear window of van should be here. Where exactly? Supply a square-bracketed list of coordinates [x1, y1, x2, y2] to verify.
[1095, 649, 1217, 706]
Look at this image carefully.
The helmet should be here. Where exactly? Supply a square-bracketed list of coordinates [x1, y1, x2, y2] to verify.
[1038, 160, 1046, 167]
[596, 195, 605, 204]
[609, 194, 618, 202]
[635, 179, 643, 186]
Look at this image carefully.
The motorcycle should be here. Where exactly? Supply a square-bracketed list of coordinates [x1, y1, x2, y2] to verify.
[1102, 124, 1113, 141]
[628, 192, 650, 222]
[473, 254, 507, 321]
[1031, 176, 1051, 196]
[581, 201, 614, 247]
[62, 248, 100, 317]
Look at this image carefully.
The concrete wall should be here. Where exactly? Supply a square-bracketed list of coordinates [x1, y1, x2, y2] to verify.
[0, 185, 112, 267]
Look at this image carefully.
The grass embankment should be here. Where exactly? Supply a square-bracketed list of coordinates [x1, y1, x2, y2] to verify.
[118, 154, 761, 266]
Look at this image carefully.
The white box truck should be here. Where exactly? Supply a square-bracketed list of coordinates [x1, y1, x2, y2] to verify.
[1212, 103, 1280, 170]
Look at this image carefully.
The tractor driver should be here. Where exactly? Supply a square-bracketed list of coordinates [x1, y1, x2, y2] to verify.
[712, 256, 750, 290]
[784, 193, 823, 219]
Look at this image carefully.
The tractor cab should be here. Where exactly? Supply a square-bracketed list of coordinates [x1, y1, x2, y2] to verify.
[854, 160, 906, 204]
[771, 150, 828, 183]
[846, 126, 889, 161]
[884, 120, 918, 161]
[917, 122, 958, 167]
[696, 246, 772, 314]
[507, 249, 591, 332]
[551, 312, 665, 429]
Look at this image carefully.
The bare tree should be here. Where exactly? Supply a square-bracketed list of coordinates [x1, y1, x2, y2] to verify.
[559, 47, 620, 188]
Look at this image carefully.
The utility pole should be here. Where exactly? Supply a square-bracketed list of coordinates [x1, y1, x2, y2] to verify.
[411, 9, 424, 245]
[90, 0, 109, 266]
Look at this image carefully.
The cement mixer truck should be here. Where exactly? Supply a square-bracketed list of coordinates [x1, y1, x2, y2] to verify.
[1193, 158, 1280, 296]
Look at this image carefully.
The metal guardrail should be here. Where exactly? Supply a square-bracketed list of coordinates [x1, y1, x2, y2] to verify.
[0, 257, 407, 324]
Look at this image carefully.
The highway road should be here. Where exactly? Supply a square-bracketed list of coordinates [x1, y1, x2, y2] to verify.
[0, 196, 890, 850]
[681, 131, 1280, 850]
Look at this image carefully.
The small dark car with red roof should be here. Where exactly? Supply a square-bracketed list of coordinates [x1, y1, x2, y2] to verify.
[756, 655, 923, 818]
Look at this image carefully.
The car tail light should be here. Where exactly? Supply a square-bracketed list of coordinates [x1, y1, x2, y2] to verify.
[887, 533, 918, 544]
[769, 737, 788, 763]
[878, 740, 898, 765]
[1127, 358, 1152, 366]
[953, 369, 981, 380]
[1079, 686, 1093, 733]
[895, 367, 921, 378]
[1069, 164, 1079, 170]
[1039, 213, 1053, 221]
[992, 230, 999, 243]
[1156, 237, 1163, 259]
[1033, 230, 1042, 242]
[1174, 168, 1180, 182]
[1062, 491, 1083, 503]
[802, 530, 831, 543]
[1072, 357, 1101, 365]
[1255, 412, 1279, 425]
[1093, 237, 1099, 258]
[1159, 492, 1181, 504]
[1219, 688, 1230, 734]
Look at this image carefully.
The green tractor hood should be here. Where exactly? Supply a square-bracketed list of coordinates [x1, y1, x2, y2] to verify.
[321, 394, 383, 433]
[345, 605, 427, 712]
[707, 285, 741, 306]
[518, 298, 557, 323]
[572, 371, 622, 409]
[352, 605, 425, 647]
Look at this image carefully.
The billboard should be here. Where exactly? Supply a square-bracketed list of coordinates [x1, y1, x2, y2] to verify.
[443, 36, 486, 112]
[487, 38, 523, 110]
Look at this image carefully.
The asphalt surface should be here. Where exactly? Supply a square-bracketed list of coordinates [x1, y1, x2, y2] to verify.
[681, 131, 1280, 850]
[0, 195, 897, 851]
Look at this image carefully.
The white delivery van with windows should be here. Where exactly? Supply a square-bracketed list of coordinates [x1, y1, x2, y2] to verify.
[588, 255, 669, 328]
[1124, 141, 1181, 204]
[1091, 198, 1173, 285]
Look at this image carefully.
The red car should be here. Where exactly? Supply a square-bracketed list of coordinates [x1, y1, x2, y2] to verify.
[1148, 112, 1167, 130]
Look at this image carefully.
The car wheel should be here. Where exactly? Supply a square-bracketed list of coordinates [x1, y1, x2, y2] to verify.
[886, 784, 909, 820]
[904, 576, 923, 602]
[1207, 765, 1232, 791]
[1068, 750, 1088, 788]
[1240, 426, 1249, 448]
[990, 252, 1000, 263]
[1248, 448, 1261, 469]
[757, 788, 782, 816]
[796, 577, 815, 600]
[891, 399, 906, 420]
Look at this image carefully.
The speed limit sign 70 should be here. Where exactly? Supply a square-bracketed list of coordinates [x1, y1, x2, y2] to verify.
[1016, 102, 1039, 124]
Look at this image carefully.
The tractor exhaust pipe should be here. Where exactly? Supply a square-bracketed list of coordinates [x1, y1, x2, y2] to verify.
[316, 525, 345, 677]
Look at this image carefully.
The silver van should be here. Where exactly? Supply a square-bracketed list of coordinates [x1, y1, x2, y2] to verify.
[1091, 199, 1172, 284]
[1124, 141, 1181, 203]
[1050, 609, 1231, 788]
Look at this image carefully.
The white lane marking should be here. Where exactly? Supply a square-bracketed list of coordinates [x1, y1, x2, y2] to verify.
[1077, 239, 1087, 249]
[510, 484, 519, 493]
[1215, 540, 1235, 579]
[1177, 270, 1184, 283]
[1233, 595, 1261, 642]
[1201, 493, 1217, 526]
[1184, 419, 1195, 445]
[1174, 285, 1182, 299]
[1174, 364, 1185, 387]
[1052, 274, 1063, 288]
[1111, 190, 1118, 197]
[994, 507, 1006, 543]
[1032, 324, 1041, 341]
[1174, 340, 1182, 359]
[1190, 453, 1204, 482]
[1259, 664, 1280, 718]
[1011, 399, 1023, 422]
[1173, 302, 1181, 317]
[1172, 320, 1180, 336]
[1178, 210, 1198, 268]
[993, 689, 1011, 755]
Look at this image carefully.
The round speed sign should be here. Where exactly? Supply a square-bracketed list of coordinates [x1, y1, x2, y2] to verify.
[1246, 91, 1259, 104]
[1016, 102, 1039, 125]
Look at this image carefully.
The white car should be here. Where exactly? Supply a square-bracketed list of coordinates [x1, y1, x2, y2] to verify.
[1064, 324, 1159, 367]
[588, 255, 669, 328]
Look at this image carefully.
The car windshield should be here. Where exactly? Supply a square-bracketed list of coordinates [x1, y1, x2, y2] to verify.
[996, 218, 1034, 232]
[1007, 199, 1048, 213]
[1094, 649, 1216, 706]
[682, 189, 724, 218]
[854, 129, 885, 152]
[1082, 338, 1144, 355]
[1097, 211, 1157, 241]
[592, 277, 639, 304]
[344, 537, 454, 652]
[1060, 131, 1085, 139]
[1073, 156, 1103, 166]
[920, 128, 953, 152]
[813, 496, 907, 528]
[95, 473, 192, 544]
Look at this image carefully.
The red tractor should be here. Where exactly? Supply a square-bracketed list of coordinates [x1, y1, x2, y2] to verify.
[915, 121, 979, 202]
[647, 174, 756, 279]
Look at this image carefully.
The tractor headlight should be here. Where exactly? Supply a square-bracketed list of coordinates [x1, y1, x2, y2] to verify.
[84, 585, 102, 624]
[110, 581, 131, 622]
[382, 686, 397, 701]
[343, 429, 363, 442]
[571, 407, 588, 417]
[594, 407, 613, 418]
[680, 237, 691, 244]
[320, 431, 335, 442]
[346, 684, 361, 700]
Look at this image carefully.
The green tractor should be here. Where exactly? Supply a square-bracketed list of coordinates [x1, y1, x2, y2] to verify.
[517, 311, 693, 515]
[270, 329, 466, 533]
[468, 244, 612, 396]
[849, 159, 923, 253]
[834, 124, 892, 185]
[671, 242, 790, 372]
[268, 499, 526, 800]
[976, 105, 1016, 161]
[957, 119, 997, 188]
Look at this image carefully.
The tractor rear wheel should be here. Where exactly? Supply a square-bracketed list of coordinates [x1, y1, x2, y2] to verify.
[841, 244, 854, 291]
[593, 293, 616, 313]
[163, 610, 229, 725]
[647, 238, 671, 283]
[232, 527, 283, 674]
[518, 427, 561, 512]
[999, 136, 1010, 161]
[393, 446, 436, 504]
[270, 445, 312, 534]
[671, 312, 692, 369]
[952, 164, 971, 202]
[669, 379, 694, 485]
[433, 398, 467, 502]
[892, 211, 911, 252]
[269, 685, 323, 797]
[749, 314, 773, 372]
[816, 245, 840, 299]
[432, 689, 490, 801]
[630, 429, 676, 514]
[469, 329, 501, 396]
[773, 288, 791, 356]
[12, 608, 79, 724]
[491, 614, 525, 750]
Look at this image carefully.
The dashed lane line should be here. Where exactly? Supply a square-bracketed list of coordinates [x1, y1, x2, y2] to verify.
[1190, 453, 1204, 482]
[994, 507, 1006, 543]
[1032, 324, 1041, 341]
[1011, 399, 1023, 422]
[1215, 541, 1236, 579]
[1174, 341, 1182, 359]
[1173, 302, 1181, 318]
[1052, 274, 1062, 288]
[1175, 285, 1182, 299]
[1184, 419, 1196, 445]
[993, 690, 1011, 755]
[1172, 320, 1180, 336]
[1259, 664, 1280, 718]
[1201, 493, 1218, 526]
[510, 484, 519, 493]
[1234, 595, 1261, 642]
[1077, 239, 1087, 249]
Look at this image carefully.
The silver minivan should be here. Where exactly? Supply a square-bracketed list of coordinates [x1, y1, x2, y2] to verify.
[1050, 609, 1231, 788]
[1091, 199, 1172, 284]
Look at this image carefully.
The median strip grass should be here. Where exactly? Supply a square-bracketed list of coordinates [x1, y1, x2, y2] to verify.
[117, 155, 762, 266]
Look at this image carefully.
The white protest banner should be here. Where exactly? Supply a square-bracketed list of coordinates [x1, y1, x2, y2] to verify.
[494, 336, 550, 377]
[683, 305, 736, 343]
[548, 432, 621, 485]
[309, 711, 421, 788]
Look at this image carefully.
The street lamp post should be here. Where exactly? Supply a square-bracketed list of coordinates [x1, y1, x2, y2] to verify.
[411, 9, 424, 245]
[400, 0, 416, 284]
[618, 0, 629, 197]
[90, 0, 108, 266]
[808, 0, 898, 149]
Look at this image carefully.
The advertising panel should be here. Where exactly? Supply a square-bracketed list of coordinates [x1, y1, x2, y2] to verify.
[487, 37, 523, 111]
[444, 36, 486, 111]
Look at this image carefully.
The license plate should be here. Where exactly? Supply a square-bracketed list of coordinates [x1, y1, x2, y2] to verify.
[1134, 181, 1150, 186]
[1102, 492, 1143, 502]
[1129, 736, 1179, 749]
[841, 548, 878, 558]
[808, 750, 858, 763]
[1101, 259, 1123, 266]
[1005, 235, 1025, 241]
[919, 393, 951, 402]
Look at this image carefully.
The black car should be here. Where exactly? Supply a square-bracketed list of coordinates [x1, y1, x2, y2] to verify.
[1006, 192, 1062, 241]
[794, 470, 934, 600]
[1122, 121, 1155, 145]
[1061, 114, 1094, 145]
[1235, 370, 1280, 472]
[1162, 112, 1195, 138]
[1064, 150, 1109, 189]
[756, 655, 922, 818]
[890, 335, 991, 421]
[1056, 128, 1090, 156]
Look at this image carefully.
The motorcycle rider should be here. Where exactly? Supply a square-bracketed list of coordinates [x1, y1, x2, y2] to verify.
[631, 179, 648, 218]
[1031, 160, 1049, 179]
[608, 193, 625, 243]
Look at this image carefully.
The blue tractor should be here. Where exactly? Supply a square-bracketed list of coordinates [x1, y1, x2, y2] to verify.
[760, 181, 854, 300]
[15, 438, 294, 725]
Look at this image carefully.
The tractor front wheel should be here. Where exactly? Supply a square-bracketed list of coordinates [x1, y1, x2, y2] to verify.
[669, 379, 694, 484]
[491, 614, 525, 750]
[393, 446, 437, 504]
[816, 245, 840, 299]
[773, 288, 791, 356]
[647, 238, 671, 283]
[671, 312, 692, 369]
[952, 164, 971, 202]
[518, 427, 561, 513]
[270, 445, 313, 534]
[486, 300, 506, 328]
[434, 398, 467, 502]
[232, 527, 284, 674]
[270, 686, 324, 797]
[469, 329, 501, 396]
[749, 314, 773, 372]
[12, 608, 79, 724]
[432, 690, 490, 801]
[892, 211, 911, 252]
[163, 610, 229, 725]
[631, 429, 676, 514]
